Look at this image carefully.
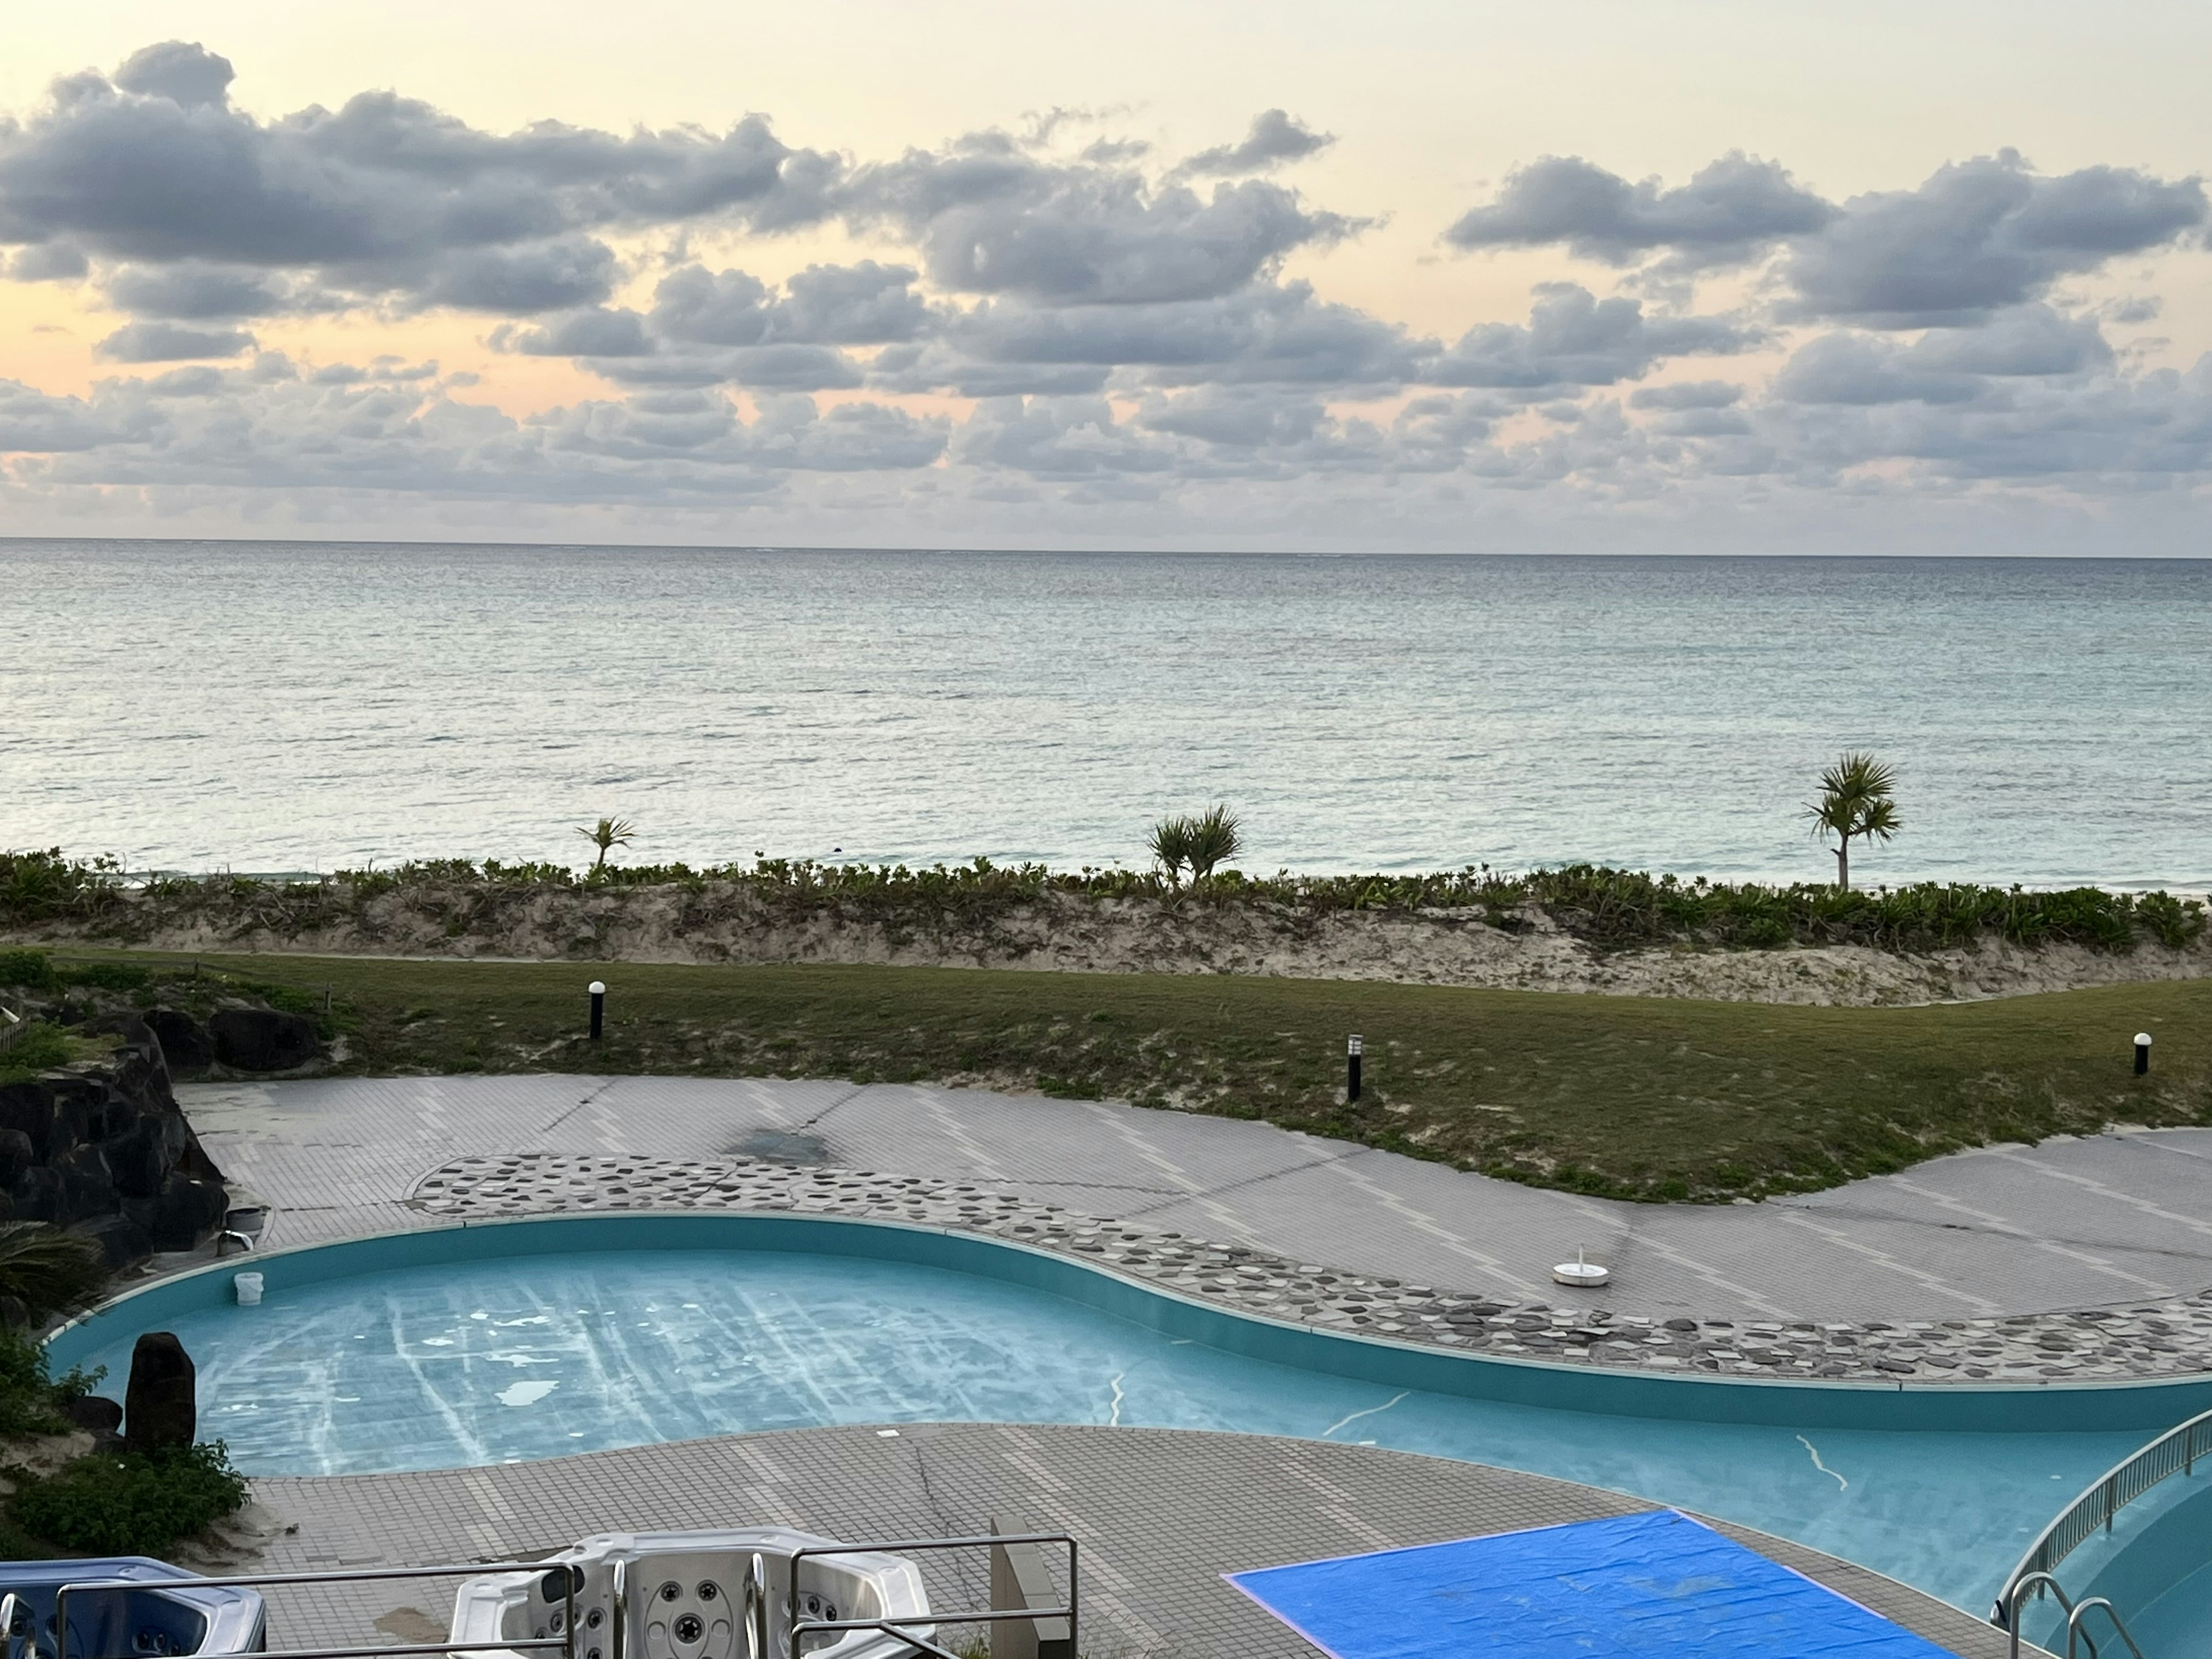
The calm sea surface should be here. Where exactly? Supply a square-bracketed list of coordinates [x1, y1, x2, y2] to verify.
[2, 541, 2206, 887]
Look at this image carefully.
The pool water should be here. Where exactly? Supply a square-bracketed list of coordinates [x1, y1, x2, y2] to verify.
[77, 1247, 2135, 1612]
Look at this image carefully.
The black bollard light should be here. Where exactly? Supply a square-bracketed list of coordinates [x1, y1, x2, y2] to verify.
[1347, 1033, 1363, 1102]
[589, 979, 607, 1041]
[2136, 1032, 2153, 1076]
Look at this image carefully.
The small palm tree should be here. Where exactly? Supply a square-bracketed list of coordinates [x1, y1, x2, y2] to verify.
[577, 816, 637, 874]
[1186, 804, 1244, 881]
[1802, 753, 1901, 890]
[0, 1221, 107, 1318]
[1148, 815, 1195, 887]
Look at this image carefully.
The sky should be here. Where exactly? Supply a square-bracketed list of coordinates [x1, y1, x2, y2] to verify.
[3, 1, 2211, 552]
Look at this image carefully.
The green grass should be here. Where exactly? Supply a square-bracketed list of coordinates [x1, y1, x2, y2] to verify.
[59, 949, 2212, 1203]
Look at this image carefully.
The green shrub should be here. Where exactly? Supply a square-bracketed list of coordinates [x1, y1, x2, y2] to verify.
[0, 948, 56, 989]
[0, 850, 123, 924]
[0, 1323, 69, 1437]
[0, 1023, 73, 1082]
[9, 1442, 247, 1554]
[59, 961, 154, 992]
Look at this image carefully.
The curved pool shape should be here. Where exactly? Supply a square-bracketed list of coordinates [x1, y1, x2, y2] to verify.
[50, 1214, 2212, 1618]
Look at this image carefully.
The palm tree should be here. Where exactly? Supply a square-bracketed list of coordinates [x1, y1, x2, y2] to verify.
[1186, 804, 1244, 881]
[1802, 753, 1901, 890]
[577, 816, 637, 874]
[0, 1221, 106, 1318]
[1147, 815, 1195, 886]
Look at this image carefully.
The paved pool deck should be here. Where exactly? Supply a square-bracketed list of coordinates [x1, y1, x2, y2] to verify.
[237, 1423, 2014, 1659]
[185, 1070, 2212, 1321]
[155, 1071, 2212, 1383]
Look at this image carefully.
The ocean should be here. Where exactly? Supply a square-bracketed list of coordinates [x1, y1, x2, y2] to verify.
[2, 541, 2206, 889]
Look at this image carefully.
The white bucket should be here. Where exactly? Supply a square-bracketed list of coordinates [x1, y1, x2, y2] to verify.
[234, 1272, 264, 1306]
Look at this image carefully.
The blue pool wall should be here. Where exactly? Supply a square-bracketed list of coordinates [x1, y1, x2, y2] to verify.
[2017, 1470, 2212, 1653]
[47, 1210, 2212, 1436]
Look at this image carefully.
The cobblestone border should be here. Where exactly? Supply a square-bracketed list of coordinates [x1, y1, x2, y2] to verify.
[411, 1152, 2212, 1384]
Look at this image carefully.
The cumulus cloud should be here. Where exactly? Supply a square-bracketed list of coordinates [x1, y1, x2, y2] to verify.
[1428, 284, 1752, 391]
[1446, 150, 2205, 328]
[94, 320, 256, 361]
[1782, 152, 2205, 325]
[1445, 153, 1831, 267]
[842, 135, 1364, 302]
[0, 41, 840, 324]
[6, 49, 2212, 539]
[1175, 110, 1335, 177]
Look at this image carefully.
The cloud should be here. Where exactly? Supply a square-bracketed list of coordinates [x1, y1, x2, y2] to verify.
[0, 41, 840, 321]
[1445, 149, 2205, 327]
[5, 243, 85, 281]
[1176, 109, 1335, 177]
[103, 261, 294, 319]
[1774, 306, 2115, 406]
[1628, 380, 1741, 411]
[922, 280, 1420, 389]
[7, 54, 2212, 542]
[842, 138, 1364, 302]
[499, 307, 653, 358]
[0, 378, 117, 449]
[1782, 152, 2205, 325]
[111, 41, 234, 108]
[1445, 153, 1831, 267]
[94, 320, 256, 361]
[1428, 284, 1753, 390]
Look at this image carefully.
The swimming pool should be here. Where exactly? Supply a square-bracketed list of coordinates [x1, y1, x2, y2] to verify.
[50, 1214, 2210, 1616]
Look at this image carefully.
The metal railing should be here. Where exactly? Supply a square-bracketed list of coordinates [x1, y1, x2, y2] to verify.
[51, 1563, 577, 1659]
[1994, 1406, 2212, 1624]
[2066, 1598, 2146, 1659]
[789, 1533, 1076, 1659]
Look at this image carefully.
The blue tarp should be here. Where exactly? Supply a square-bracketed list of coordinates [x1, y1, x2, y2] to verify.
[1227, 1508, 1960, 1659]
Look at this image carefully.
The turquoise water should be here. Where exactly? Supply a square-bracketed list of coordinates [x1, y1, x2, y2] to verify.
[4, 542, 2207, 885]
[78, 1246, 2137, 1612]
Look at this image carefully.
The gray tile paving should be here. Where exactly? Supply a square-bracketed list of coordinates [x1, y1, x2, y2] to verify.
[235, 1424, 2015, 1659]
[183, 1073, 2212, 1325]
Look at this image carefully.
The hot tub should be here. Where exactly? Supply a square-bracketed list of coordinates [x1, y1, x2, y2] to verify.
[0, 1559, 266, 1659]
[450, 1529, 929, 1659]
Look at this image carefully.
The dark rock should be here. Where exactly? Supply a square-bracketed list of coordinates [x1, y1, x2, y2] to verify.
[61, 1393, 124, 1441]
[54, 1143, 119, 1223]
[123, 1332, 195, 1454]
[145, 1009, 213, 1074]
[103, 1120, 168, 1200]
[8, 1165, 63, 1223]
[209, 1008, 320, 1073]
[0, 1127, 33, 1188]
[0, 1026, 225, 1272]
[148, 1174, 226, 1251]
[74, 1214, 153, 1268]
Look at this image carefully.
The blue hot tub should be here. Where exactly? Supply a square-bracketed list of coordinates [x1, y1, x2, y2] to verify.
[0, 1558, 266, 1659]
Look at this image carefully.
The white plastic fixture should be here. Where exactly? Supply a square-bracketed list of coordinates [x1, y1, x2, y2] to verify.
[234, 1272, 264, 1305]
[589, 981, 607, 996]
[1552, 1247, 1609, 1289]
[2137, 1032, 2154, 1047]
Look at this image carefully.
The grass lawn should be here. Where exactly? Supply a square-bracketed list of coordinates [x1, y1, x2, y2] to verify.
[48, 949, 2212, 1203]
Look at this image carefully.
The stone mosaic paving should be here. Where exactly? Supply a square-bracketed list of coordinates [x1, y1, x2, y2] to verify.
[413, 1150, 2212, 1384]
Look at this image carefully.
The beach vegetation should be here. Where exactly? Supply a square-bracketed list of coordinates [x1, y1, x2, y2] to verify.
[1802, 752, 1903, 890]
[3, 845, 2203, 957]
[1185, 804, 1244, 881]
[578, 817, 638, 874]
[1146, 815, 1195, 885]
